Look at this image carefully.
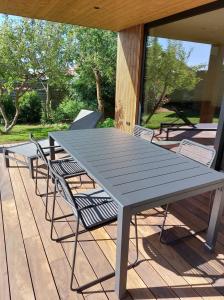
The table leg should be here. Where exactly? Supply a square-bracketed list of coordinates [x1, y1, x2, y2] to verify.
[205, 188, 224, 251]
[49, 136, 55, 160]
[115, 206, 131, 299]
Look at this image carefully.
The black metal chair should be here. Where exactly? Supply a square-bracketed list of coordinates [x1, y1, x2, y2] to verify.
[48, 161, 139, 292]
[160, 139, 216, 244]
[133, 125, 154, 142]
[30, 133, 95, 221]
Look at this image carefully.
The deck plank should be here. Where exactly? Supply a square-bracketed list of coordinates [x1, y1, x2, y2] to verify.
[8, 157, 60, 300]
[0, 192, 10, 300]
[0, 155, 35, 300]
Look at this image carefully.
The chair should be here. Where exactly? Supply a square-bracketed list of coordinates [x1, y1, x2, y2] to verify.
[160, 139, 216, 244]
[30, 133, 95, 222]
[133, 125, 154, 142]
[3, 109, 103, 178]
[48, 161, 139, 292]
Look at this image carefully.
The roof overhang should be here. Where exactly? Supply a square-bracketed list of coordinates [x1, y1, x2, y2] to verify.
[0, 0, 217, 31]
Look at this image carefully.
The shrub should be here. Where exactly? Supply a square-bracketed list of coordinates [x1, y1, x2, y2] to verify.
[52, 98, 87, 123]
[98, 117, 114, 128]
[19, 91, 42, 123]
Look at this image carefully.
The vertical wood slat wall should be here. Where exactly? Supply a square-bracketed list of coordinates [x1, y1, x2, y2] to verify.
[115, 24, 144, 133]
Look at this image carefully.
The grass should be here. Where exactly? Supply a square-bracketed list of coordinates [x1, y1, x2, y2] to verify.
[0, 111, 220, 144]
[0, 123, 68, 144]
[144, 112, 219, 129]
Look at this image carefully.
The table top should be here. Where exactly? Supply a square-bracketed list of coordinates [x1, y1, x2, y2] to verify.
[49, 128, 224, 211]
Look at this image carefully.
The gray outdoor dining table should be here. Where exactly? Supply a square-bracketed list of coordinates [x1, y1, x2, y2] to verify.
[49, 127, 224, 299]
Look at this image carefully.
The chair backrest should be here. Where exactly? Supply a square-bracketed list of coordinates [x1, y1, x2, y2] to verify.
[177, 139, 216, 167]
[48, 160, 78, 210]
[133, 125, 154, 142]
[30, 133, 48, 165]
[69, 109, 103, 130]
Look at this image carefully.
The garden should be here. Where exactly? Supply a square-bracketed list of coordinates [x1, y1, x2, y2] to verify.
[0, 16, 214, 144]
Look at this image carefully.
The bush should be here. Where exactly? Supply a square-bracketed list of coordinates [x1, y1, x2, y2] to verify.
[98, 117, 114, 128]
[19, 91, 42, 123]
[52, 98, 87, 123]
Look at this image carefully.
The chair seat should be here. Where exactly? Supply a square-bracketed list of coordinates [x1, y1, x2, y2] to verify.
[73, 189, 118, 230]
[51, 158, 86, 177]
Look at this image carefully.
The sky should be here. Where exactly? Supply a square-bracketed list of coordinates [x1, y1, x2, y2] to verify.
[158, 37, 211, 68]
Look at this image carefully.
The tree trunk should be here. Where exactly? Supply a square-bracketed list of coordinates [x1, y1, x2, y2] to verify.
[0, 91, 21, 134]
[41, 81, 50, 120]
[93, 69, 104, 117]
[46, 83, 51, 119]
[144, 84, 167, 125]
[2, 106, 20, 133]
[0, 102, 10, 130]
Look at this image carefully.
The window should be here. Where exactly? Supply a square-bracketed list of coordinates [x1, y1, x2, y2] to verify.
[141, 7, 224, 142]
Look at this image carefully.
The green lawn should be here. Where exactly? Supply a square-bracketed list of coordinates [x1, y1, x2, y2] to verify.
[0, 112, 220, 144]
[0, 124, 68, 144]
[144, 112, 219, 129]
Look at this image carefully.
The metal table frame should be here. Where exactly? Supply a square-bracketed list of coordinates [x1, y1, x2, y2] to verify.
[49, 128, 224, 299]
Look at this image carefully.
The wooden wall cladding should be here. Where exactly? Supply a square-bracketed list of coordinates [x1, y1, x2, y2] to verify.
[115, 25, 144, 133]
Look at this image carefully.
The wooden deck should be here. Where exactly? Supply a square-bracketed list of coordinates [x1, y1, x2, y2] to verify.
[1, 148, 224, 300]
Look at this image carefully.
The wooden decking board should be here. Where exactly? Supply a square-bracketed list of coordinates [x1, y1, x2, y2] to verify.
[0, 156, 35, 300]
[0, 193, 10, 300]
[9, 156, 61, 299]
[1, 149, 224, 299]
[105, 220, 201, 300]
[136, 213, 224, 299]
[15, 155, 85, 300]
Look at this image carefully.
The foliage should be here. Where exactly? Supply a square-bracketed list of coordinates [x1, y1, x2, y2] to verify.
[73, 27, 117, 116]
[144, 38, 202, 123]
[19, 91, 42, 123]
[52, 98, 87, 123]
[0, 123, 68, 144]
[98, 117, 114, 128]
[0, 16, 117, 134]
[0, 16, 75, 133]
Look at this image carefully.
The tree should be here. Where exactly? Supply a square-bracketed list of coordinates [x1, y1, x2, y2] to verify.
[144, 38, 201, 123]
[0, 17, 75, 133]
[73, 27, 117, 117]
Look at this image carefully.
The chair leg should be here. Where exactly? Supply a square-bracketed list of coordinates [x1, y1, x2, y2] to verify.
[28, 158, 35, 179]
[45, 167, 51, 221]
[50, 185, 58, 241]
[72, 216, 140, 293]
[70, 217, 80, 291]
[3, 148, 10, 168]
[159, 204, 169, 244]
[50, 186, 79, 241]
[159, 203, 207, 245]
[35, 158, 40, 196]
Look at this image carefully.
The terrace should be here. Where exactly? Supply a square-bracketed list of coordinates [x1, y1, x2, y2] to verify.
[1, 147, 224, 300]
[1, 1, 224, 300]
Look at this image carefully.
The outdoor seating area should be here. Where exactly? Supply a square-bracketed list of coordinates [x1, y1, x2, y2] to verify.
[1, 131, 224, 299]
[1, 1, 224, 300]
